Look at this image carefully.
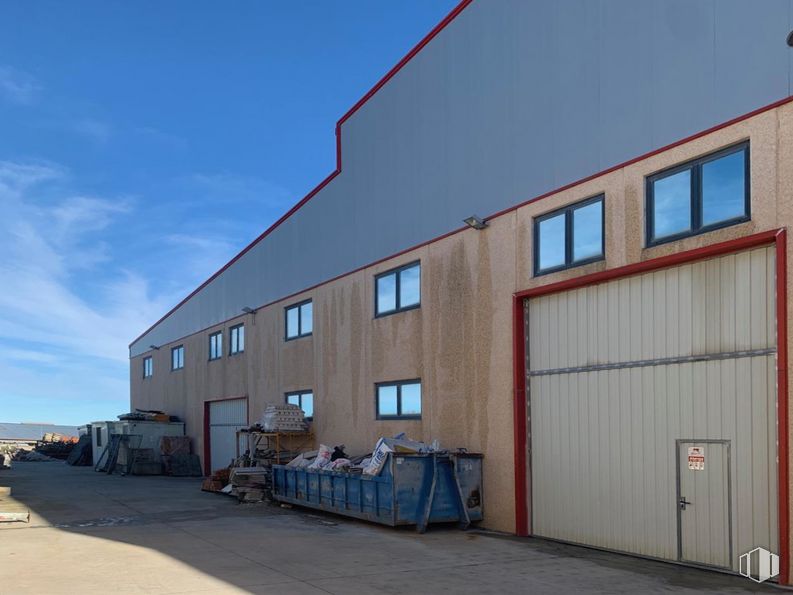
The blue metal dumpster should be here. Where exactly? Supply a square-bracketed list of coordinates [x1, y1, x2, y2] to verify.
[272, 452, 482, 532]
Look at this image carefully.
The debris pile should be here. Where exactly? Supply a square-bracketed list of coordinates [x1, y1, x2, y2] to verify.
[35, 438, 77, 460]
[202, 468, 230, 493]
[12, 449, 59, 462]
[228, 467, 270, 502]
[117, 409, 175, 422]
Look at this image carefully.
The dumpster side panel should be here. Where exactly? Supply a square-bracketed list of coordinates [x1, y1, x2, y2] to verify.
[271, 463, 396, 525]
[271, 453, 482, 527]
[454, 454, 483, 522]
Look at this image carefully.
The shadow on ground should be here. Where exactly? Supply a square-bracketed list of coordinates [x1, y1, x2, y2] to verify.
[0, 462, 781, 594]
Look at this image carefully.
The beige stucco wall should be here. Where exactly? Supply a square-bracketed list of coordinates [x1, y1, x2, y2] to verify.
[132, 101, 793, 537]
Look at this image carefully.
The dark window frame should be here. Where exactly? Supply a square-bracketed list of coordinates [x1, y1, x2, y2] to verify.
[95, 426, 102, 447]
[171, 345, 184, 371]
[533, 194, 605, 277]
[229, 324, 244, 355]
[645, 142, 750, 247]
[284, 299, 312, 341]
[285, 390, 314, 421]
[375, 379, 422, 420]
[374, 261, 421, 318]
[142, 356, 153, 379]
[208, 331, 223, 361]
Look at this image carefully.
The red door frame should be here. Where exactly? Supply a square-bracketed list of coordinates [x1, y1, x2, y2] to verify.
[202, 395, 250, 476]
[512, 228, 789, 584]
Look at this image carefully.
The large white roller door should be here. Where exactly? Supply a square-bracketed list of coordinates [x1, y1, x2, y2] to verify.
[527, 246, 777, 570]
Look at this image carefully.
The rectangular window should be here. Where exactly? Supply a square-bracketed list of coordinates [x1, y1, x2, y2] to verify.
[229, 324, 245, 355]
[285, 300, 312, 340]
[286, 390, 314, 421]
[171, 345, 184, 370]
[375, 262, 420, 316]
[209, 331, 223, 360]
[143, 356, 153, 378]
[646, 142, 749, 246]
[376, 380, 422, 420]
[95, 427, 102, 447]
[534, 195, 604, 275]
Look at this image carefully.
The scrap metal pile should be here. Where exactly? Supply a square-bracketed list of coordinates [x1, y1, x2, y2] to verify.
[0, 432, 80, 464]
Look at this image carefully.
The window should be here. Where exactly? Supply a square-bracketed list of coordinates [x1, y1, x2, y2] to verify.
[646, 142, 749, 245]
[95, 426, 102, 448]
[375, 262, 420, 316]
[285, 300, 312, 340]
[209, 331, 223, 360]
[376, 380, 421, 419]
[171, 345, 184, 370]
[143, 356, 153, 378]
[229, 324, 244, 355]
[286, 390, 314, 420]
[534, 195, 604, 276]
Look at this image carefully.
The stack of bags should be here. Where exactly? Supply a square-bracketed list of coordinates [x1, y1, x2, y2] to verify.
[260, 404, 307, 432]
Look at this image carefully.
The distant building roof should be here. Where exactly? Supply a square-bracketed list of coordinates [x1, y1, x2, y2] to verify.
[0, 423, 79, 441]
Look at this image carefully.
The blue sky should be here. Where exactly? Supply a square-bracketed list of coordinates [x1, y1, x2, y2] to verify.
[0, 1, 458, 425]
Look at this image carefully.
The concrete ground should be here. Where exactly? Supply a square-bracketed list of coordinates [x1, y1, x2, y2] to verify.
[0, 463, 784, 594]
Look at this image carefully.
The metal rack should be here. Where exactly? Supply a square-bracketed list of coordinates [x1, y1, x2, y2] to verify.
[235, 430, 314, 465]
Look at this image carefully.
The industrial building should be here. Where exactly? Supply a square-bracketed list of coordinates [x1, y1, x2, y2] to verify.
[130, 0, 793, 583]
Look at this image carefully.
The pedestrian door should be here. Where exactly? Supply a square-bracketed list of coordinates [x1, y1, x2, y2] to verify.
[677, 440, 732, 569]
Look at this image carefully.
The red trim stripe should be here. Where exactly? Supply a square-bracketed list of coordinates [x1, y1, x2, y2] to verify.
[515, 230, 782, 300]
[776, 229, 789, 585]
[512, 228, 789, 582]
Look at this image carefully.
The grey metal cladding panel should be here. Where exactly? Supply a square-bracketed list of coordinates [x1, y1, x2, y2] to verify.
[649, 0, 716, 149]
[599, 0, 655, 166]
[550, 0, 602, 187]
[712, 0, 791, 124]
[130, 0, 793, 356]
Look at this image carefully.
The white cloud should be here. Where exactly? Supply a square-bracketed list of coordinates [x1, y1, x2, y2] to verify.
[0, 160, 291, 423]
[70, 118, 112, 144]
[135, 126, 187, 150]
[0, 161, 177, 368]
[163, 233, 239, 280]
[0, 66, 41, 105]
[179, 171, 292, 209]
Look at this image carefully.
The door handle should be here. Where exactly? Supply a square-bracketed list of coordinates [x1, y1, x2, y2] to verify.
[679, 497, 692, 510]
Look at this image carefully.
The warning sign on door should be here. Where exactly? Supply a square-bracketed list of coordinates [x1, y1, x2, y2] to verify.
[688, 446, 705, 471]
